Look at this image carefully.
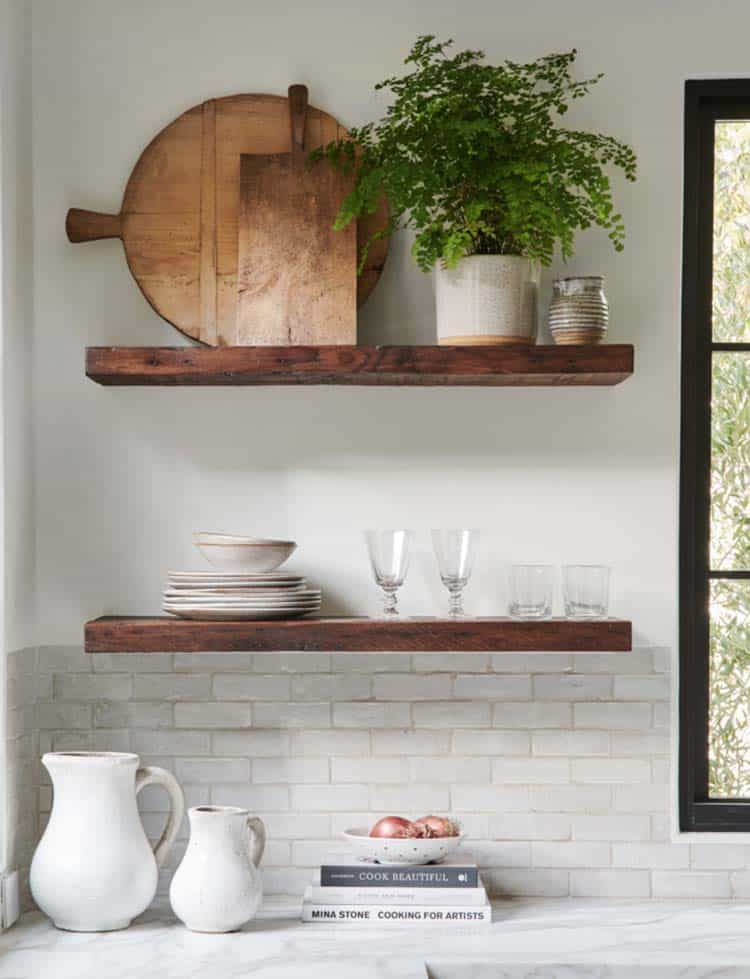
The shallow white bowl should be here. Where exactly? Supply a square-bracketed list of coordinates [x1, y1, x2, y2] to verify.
[342, 828, 464, 866]
[193, 535, 296, 573]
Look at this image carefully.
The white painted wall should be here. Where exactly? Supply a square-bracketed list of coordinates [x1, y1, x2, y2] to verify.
[31, 0, 707, 649]
[1, 0, 34, 878]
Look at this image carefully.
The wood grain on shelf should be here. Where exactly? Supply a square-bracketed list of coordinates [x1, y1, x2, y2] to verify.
[85, 616, 632, 653]
[85, 344, 634, 386]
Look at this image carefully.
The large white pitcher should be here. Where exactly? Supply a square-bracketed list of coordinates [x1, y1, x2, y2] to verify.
[170, 805, 266, 932]
[30, 752, 184, 931]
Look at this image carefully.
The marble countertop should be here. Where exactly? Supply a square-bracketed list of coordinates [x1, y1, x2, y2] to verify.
[4, 898, 750, 979]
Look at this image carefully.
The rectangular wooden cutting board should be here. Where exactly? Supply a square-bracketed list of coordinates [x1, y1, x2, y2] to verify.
[236, 86, 356, 345]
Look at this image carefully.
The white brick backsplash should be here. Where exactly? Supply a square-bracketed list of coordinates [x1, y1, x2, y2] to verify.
[95, 701, 173, 729]
[533, 675, 612, 701]
[253, 653, 331, 673]
[407, 756, 490, 783]
[255, 757, 330, 784]
[613, 676, 670, 701]
[174, 653, 254, 672]
[175, 702, 251, 729]
[452, 785, 530, 812]
[572, 650, 655, 674]
[491, 653, 573, 674]
[331, 757, 408, 783]
[691, 845, 749, 870]
[574, 702, 651, 730]
[93, 653, 173, 673]
[291, 674, 370, 701]
[291, 784, 369, 811]
[573, 814, 650, 841]
[413, 701, 490, 728]
[290, 728, 370, 756]
[532, 842, 611, 869]
[493, 757, 570, 784]
[570, 870, 651, 898]
[175, 758, 250, 783]
[254, 702, 330, 728]
[134, 674, 211, 701]
[493, 702, 571, 728]
[371, 784, 450, 812]
[531, 785, 612, 812]
[292, 840, 352, 867]
[333, 702, 410, 728]
[613, 843, 689, 869]
[490, 813, 571, 841]
[532, 731, 609, 756]
[21, 641, 750, 905]
[131, 730, 211, 755]
[484, 869, 569, 897]
[212, 730, 291, 756]
[54, 673, 132, 700]
[610, 733, 669, 756]
[571, 758, 651, 783]
[413, 653, 490, 672]
[453, 675, 532, 700]
[213, 784, 290, 811]
[213, 674, 291, 701]
[652, 872, 731, 899]
[374, 673, 452, 700]
[373, 729, 451, 755]
[453, 730, 530, 756]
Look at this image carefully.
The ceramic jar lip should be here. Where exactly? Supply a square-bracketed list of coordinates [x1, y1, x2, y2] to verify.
[190, 805, 249, 817]
[43, 751, 140, 766]
[555, 275, 604, 284]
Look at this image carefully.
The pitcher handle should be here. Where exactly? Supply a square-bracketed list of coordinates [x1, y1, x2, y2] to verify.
[246, 815, 266, 867]
[135, 766, 185, 868]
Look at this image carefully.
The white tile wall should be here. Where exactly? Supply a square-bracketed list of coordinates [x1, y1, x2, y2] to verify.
[15, 643, 750, 904]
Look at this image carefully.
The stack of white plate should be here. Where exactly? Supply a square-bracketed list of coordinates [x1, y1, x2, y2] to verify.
[163, 571, 321, 620]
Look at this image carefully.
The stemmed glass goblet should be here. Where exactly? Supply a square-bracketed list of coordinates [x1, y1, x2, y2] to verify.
[366, 530, 412, 617]
[431, 529, 479, 617]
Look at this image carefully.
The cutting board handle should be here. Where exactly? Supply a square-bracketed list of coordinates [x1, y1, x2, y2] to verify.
[66, 208, 122, 243]
[287, 85, 308, 166]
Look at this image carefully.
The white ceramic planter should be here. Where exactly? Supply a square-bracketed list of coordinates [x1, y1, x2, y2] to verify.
[434, 254, 541, 345]
[170, 806, 266, 933]
[30, 752, 184, 932]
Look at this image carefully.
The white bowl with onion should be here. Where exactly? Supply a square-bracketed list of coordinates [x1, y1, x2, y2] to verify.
[343, 815, 464, 866]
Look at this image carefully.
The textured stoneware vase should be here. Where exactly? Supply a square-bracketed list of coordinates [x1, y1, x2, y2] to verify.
[548, 275, 609, 344]
[434, 254, 541, 345]
[170, 806, 266, 933]
[30, 752, 184, 932]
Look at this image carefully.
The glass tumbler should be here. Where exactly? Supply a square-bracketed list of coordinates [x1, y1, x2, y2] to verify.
[562, 565, 610, 619]
[509, 565, 554, 619]
[366, 530, 413, 617]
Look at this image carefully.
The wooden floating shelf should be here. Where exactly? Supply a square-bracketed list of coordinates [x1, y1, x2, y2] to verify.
[85, 344, 634, 387]
[85, 616, 632, 653]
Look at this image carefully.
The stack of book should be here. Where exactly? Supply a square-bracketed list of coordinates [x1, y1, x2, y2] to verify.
[302, 858, 491, 926]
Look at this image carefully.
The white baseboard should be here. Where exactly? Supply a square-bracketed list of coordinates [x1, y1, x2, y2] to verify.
[1, 871, 20, 929]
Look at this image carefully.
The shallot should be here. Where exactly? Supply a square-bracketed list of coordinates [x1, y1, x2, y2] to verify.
[369, 816, 418, 839]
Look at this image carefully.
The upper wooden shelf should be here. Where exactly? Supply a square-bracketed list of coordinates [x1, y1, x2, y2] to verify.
[85, 345, 634, 387]
[85, 616, 632, 653]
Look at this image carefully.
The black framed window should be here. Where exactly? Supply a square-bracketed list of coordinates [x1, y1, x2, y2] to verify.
[681, 80, 750, 831]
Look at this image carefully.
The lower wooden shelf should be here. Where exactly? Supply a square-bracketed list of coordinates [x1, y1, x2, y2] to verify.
[85, 616, 632, 653]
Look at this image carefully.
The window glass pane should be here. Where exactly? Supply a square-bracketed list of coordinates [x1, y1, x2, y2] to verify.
[713, 121, 750, 341]
[709, 579, 750, 796]
[710, 352, 750, 570]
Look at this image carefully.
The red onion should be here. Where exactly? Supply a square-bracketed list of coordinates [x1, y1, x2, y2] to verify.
[412, 815, 460, 838]
[369, 816, 418, 839]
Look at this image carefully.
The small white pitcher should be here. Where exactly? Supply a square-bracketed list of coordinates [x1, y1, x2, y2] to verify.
[30, 752, 184, 931]
[170, 805, 266, 932]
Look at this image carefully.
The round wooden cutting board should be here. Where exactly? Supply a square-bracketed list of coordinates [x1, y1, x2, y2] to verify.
[66, 93, 389, 345]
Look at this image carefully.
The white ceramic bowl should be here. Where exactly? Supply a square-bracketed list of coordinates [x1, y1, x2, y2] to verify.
[342, 828, 464, 866]
[193, 534, 296, 573]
